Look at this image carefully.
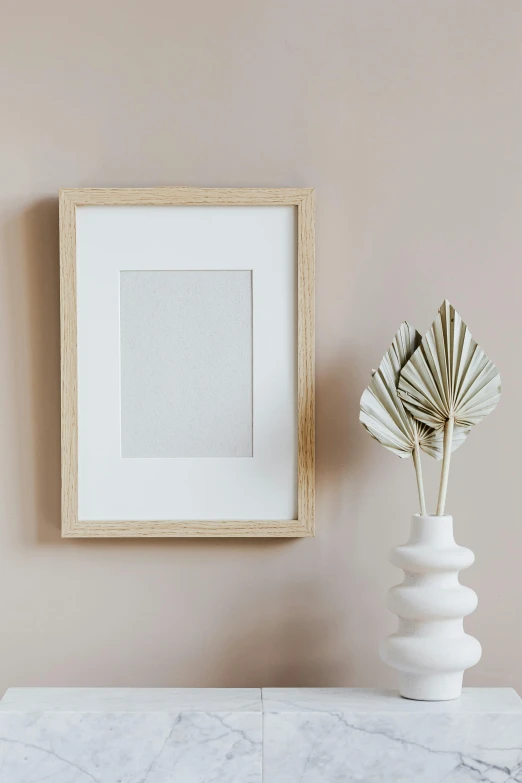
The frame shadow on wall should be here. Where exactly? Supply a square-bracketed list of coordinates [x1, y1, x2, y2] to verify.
[18, 199, 369, 541]
[21, 198, 62, 545]
[19, 198, 312, 550]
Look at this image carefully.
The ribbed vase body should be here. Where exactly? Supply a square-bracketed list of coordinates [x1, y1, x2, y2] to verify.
[380, 515, 481, 701]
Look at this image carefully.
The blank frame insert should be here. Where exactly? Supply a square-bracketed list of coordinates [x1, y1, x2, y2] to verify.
[120, 270, 253, 458]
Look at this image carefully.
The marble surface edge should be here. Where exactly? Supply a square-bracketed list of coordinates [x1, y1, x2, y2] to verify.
[2, 687, 520, 714]
[0, 687, 262, 712]
[261, 687, 522, 714]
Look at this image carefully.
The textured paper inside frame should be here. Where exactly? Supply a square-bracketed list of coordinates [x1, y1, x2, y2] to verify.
[120, 270, 253, 458]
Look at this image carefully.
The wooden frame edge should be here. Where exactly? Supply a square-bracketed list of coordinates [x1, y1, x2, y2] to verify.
[297, 190, 315, 536]
[59, 187, 314, 206]
[60, 189, 79, 538]
[60, 187, 315, 538]
[62, 519, 312, 538]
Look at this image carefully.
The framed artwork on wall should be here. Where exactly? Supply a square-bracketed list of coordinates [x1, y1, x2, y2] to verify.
[59, 187, 315, 537]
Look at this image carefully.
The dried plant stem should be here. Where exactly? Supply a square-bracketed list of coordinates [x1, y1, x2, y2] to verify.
[436, 417, 454, 516]
[412, 440, 427, 516]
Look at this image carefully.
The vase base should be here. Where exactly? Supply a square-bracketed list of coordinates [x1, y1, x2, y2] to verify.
[398, 672, 464, 701]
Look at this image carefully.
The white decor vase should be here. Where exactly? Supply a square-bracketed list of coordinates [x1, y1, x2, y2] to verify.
[380, 515, 482, 701]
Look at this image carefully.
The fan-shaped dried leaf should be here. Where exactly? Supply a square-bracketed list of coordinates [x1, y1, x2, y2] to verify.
[360, 322, 469, 460]
[398, 301, 501, 430]
[418, 421, 470, 459]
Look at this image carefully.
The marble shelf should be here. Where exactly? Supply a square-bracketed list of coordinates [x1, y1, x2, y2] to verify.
[0, 687, 520, 782]
[0, 687, 262, 782]
[263, 688, 522, 782]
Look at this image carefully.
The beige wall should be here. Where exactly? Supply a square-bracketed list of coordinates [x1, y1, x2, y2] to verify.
[0, 0, 521, 694]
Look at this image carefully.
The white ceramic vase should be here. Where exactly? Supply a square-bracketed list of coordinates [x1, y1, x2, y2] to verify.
[380, 514, 482, 701]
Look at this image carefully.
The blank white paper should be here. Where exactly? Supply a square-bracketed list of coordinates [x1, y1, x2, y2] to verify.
[120, 270, 253, 458]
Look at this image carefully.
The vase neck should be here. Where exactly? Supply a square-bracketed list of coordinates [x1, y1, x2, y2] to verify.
[408, 515, 455, 546]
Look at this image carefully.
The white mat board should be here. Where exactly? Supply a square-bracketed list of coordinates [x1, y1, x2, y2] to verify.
[76, 205, 297, 521]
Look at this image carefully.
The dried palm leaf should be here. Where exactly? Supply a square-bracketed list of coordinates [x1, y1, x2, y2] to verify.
[398, 300, 501, 514]
[418, 424, 469, 459]
[360, 322, 469, 514]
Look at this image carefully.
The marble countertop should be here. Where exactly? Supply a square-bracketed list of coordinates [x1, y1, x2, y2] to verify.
[0, 686, 261, 712]
[1, 686, 520, 714]
[0, 688, 520, 781]
[262, 687, 522, 714]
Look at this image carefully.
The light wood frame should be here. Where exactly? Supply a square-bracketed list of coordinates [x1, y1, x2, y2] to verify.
[59, 187, 315, 537]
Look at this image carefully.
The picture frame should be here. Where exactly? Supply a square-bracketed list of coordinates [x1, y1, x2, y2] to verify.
[59, 187, 315, 537]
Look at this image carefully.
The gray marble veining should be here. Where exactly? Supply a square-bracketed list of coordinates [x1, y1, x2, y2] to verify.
[0, 687, 520, 782]
[263, 688, 522, 783]
[0, 688, 262, 782]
